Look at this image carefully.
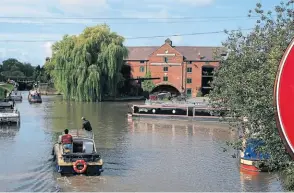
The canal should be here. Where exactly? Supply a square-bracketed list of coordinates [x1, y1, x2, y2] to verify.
[0, 92, 285, 191]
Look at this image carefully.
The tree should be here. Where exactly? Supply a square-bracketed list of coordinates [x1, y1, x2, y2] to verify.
[43, 58, 55, 81]
[2, 58, 22, 71]
[0, 58, 35, 79]
[208, 1, 294, 190]
[142, 70, 155, 92]
[49, 24, 128, 102]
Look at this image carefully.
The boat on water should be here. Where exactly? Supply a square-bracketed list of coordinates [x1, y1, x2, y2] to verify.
[0, 99, 20, 124]
[238, 117, 270, 172]
[8, 88, 22, 101]
[52, 129, 103, 176]
[239, 138, 270, 172]
[127, 104, 227, 122]
[28, 90, 42, 103]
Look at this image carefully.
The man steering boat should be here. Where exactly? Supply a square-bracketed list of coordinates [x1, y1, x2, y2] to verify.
[81, 117, 93, 138]
[81, 117, 92, 131]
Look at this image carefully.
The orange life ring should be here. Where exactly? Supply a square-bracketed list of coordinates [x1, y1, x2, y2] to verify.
[73, 160, 87, 173]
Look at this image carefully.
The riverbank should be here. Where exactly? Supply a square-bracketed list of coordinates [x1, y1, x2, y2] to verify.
[37, 83, 61, 95]
[0, 83, 14, 98]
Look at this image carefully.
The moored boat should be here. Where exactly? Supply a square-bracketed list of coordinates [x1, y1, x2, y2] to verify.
[0, 99, 20, 124]
[28, 90, 42, 103]
[52, 129, 103, 176]
[127, 104, 226, 122]
[239, 138, 270, 172]
[8, 88, 22, 101]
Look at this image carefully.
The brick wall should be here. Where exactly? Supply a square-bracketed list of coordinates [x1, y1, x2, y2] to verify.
[126, 42, 221, 97]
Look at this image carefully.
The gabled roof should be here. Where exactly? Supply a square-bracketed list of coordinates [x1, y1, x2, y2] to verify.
[125, 46, 226, 61]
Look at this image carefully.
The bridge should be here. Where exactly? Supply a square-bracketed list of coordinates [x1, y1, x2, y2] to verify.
[15, 80, 35, 83]
[5, 76, 35, 84]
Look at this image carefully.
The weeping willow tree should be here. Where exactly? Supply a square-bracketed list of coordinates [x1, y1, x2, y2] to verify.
[49, 24, 128, 102]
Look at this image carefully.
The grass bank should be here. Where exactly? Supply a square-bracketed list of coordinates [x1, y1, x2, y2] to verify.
[0, 83, 14, 99]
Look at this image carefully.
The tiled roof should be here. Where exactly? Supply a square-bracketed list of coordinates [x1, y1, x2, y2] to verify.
[125, 46, 226, 61]
[126, 46, 158, 60]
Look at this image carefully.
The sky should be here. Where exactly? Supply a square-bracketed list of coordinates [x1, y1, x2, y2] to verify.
[0, 0, 285, 66]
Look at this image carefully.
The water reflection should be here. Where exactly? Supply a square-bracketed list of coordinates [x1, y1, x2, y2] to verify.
[239, 168, 282, 191]
[0, 124, 20, 140]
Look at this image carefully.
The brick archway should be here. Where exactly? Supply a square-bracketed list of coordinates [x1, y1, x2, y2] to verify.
[151, 83, 181, 95]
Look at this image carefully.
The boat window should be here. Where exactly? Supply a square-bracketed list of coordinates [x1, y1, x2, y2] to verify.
[136, 107, 187, 115]
[194, 109, 212, 116]
[134, 106, 139, 113]
[83, 141, 94, 153]
[73, 141, 84, 153]
[72, 140, 94, 153]
[157, 108, 187, 115]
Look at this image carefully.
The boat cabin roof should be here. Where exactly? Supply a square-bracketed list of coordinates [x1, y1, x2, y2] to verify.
[132, 104, 212, 109]
[0, 101, 13, 109]
[67, 129, 94, 140]
[29, 90, 40, 95]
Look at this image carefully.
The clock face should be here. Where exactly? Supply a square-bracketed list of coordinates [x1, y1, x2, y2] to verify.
[165, 50, 168, 54]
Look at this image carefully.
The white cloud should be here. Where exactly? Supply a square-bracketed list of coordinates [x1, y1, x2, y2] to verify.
[58, 0, 109, 16]
[178, 0, 214, 6]
[0, 33, 62, 41]
[43, 42, 53, 57]
[0, 47, 32, 64]
[122, 8, 170, 20]
[170, 36, 183, 45]
[118, 0, 215, 22]
[0, 18, 105, 24]
[0, 0, 56, 17]
[0, 0, 110, 17]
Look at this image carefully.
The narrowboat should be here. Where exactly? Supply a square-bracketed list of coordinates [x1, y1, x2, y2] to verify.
[28, 90, 42, 103]
[239, 138, 270, 172]
[127, 104, 226, 122]
[52, 129, 103, 176]
[8, 88, 22, 101]
[0, 99, 20, 124]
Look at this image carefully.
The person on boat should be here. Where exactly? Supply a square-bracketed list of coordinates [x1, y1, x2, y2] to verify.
[61, 129, 73, 150]
[81, 117, 92, 132]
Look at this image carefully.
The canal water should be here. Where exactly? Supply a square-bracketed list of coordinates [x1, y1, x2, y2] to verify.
[0, 92, 285, 191]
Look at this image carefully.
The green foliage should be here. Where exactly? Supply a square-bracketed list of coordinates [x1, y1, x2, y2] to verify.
[0, 83, 14, 99]
[49, 24, 128, 101]
[196, 90, 203, 97]
[43, 58, 55, 81]
[33, 65, 50, 83]
[142, 70, 155, 92]
[208, 1, 294, 190]
[0, 58, 35, 78]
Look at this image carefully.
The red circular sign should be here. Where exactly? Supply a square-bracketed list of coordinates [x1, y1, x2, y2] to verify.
[275, 37, 294, 159]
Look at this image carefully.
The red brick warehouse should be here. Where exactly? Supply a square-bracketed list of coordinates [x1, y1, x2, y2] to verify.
[124, 38, 227, 97]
